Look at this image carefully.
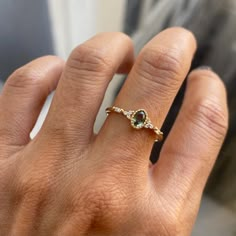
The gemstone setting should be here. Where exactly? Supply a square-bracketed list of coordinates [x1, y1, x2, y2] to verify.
[131, 109, 148, 129]
[106, 106, 163, 142]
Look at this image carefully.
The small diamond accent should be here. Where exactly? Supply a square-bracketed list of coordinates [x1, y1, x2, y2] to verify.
[145, 123, 154, 129]
[114, 107, 121, 112]
[124, 111, 133, 119]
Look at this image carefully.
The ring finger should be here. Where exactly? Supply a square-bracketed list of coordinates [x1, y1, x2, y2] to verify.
[97, 27, 197, 170]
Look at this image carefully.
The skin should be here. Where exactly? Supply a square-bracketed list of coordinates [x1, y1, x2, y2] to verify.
[0, 28, 228, 236]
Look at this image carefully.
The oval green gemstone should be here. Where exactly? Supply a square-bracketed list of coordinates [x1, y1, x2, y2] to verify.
[132, 110, 146, 128]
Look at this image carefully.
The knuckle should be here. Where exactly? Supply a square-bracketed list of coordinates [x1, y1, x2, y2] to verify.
[8, 66, 41, 90]
[74, 175, 128, 225]
[84, 184, 111, 212]
[188, 98, 228, 140]
[11, 175, 51, 220]
[67, 44, 113, 78]
[136, 47, 183, 94]
[14, 170, 52, 203]
[86, 178, 125, 211]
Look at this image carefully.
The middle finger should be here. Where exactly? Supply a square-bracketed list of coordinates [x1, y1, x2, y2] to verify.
[41, 32, 134, 146]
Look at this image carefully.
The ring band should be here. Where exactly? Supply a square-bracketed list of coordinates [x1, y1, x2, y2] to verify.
[106, 106, 163, 142]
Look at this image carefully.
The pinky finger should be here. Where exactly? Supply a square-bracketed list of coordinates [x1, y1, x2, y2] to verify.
[153, 68, 228, 217]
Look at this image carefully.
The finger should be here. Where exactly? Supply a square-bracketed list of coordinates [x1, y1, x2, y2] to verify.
[43, 32, 134, 145]
[98, 28, 196, 168]
[0, 56, 64, 147]
[153, 69, 228, 212]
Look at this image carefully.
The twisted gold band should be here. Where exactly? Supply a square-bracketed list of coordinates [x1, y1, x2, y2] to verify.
[106, 106, 163, 142]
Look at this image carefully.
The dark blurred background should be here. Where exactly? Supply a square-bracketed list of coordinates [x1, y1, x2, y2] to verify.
[0, 0, 54, 81]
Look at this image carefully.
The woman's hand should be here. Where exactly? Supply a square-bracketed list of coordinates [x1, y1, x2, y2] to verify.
[0, 28, 228, 236]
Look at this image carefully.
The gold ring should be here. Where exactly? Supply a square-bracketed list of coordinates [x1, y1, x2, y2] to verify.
[106, 106, 163, 142]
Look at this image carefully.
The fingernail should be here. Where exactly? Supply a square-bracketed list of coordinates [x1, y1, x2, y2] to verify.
[195, 66, 213, 71]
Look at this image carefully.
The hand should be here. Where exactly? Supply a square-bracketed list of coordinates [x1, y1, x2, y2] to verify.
[0, 28, 228, 236]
